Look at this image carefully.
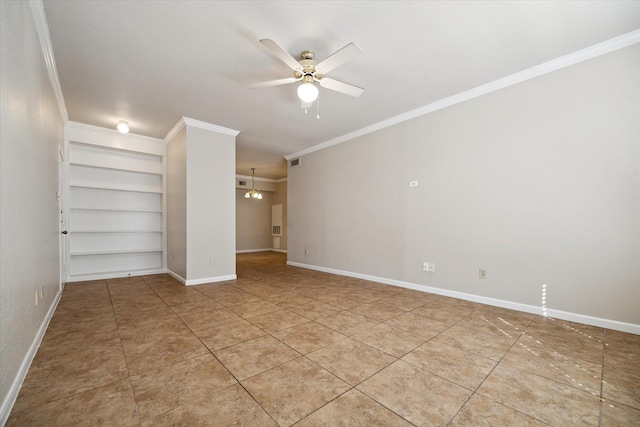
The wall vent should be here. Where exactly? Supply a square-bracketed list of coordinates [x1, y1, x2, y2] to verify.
[290, 158, 301, 167]
[239, 180, 246, 186]
[272, 225, 281, 236]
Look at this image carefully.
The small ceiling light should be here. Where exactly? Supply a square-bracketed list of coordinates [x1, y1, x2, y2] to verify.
[297, 75, 319, 103]
[244, 168, 263, 199]
[117, 121, 129, 134]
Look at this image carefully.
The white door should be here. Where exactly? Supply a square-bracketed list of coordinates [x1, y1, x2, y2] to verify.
[58, 147, 67, 286]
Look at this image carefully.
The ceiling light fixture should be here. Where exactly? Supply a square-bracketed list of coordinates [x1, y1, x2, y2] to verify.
[297, 75, 319, 103]
[117, 121, 129, 134]
[244, 168, 263, 199]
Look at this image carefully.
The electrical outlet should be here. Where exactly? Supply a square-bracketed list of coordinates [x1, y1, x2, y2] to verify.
[304, 248, 310, 255]
[409, 180, 418, 187]
[35, 290, 40, 306]
[423, 261, 435, 272]
[479, 269, 487, 279]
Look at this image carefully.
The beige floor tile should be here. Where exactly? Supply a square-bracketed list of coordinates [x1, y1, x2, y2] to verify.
[403, 340, 497, 390]
[168, 297, 225, 316]
[272, 321, 348, 354]
[357, 360, 471, 426]
[431, 324, 516, 361]
[314, 310, 379, 336]
[519, 327, 604, 364]
[177, 306, 242, 331]
[478, 363, 600, 426]
[411, 301, 476, 324]
[242, 357, 350, 426]
[214, 335, 301, 380]
[384, 311, 450, 338]
[7, 380, 139, 427]
[296, 388, 414, 427]
[229, 299, 282, 318]
[503, 339, 602, 396]
[601, 400, 640, 426]
[353, 323, 426, 357]
[349, 301, 406, 322]
[603, 358, 640, 409]
[11, 348, 128, 413]
[140, 383, 278, 427]
[130, 353, 237, 420]
[214, 291, 263, 307]
[289, 301, 342, 321]
[449, 394, 548, 426]
[194, 318, 266, 351]
[307, 337, 396, 385]
[247, 308, 310, 333]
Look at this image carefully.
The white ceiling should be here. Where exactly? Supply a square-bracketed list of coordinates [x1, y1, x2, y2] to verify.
[43, 1, 640, 179]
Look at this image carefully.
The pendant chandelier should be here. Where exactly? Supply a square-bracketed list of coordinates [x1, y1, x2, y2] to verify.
[245, 168, 262, 199]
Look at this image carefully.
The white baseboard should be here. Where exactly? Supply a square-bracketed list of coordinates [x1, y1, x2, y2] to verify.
[236, 248, 274, 254]
[0, 286, 63, 426]
[166, 269, 237, 286]
[66, 268, 166, 282]
[236, 248, 287, 254]
[286, 261, 640, 335]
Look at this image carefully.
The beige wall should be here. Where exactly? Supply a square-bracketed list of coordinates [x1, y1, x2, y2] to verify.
[288, 45, 640, 328]
[274, 180, 288, 251]
[0, 0, 64, 419]
[166, 123, 236, 283]
[185, 125, 236, 282]
[166, 127, 187, 278]
[236, 189, 274, 251]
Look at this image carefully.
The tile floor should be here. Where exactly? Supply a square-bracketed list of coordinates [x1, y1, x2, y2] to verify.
[7, 252, 640, 426]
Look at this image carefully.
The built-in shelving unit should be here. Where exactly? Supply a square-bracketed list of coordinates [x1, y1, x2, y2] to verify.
[67, 142, 164, 281]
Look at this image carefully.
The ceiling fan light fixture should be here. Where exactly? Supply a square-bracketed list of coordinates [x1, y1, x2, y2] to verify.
[297, 81, 318, 103]
[117, 121, 129, 134]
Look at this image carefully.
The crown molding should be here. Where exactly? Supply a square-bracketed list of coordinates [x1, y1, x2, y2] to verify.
[236, 174, 286, 183]
[29, 0, 68, 123]
[285, 29, 640, 161]
[165, 117, 240, 142]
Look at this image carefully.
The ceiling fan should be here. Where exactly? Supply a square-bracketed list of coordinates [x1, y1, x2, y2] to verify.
[251, 39, 364, 107]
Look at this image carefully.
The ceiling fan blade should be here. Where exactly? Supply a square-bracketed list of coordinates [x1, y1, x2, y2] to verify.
[259, 39, 302, 72]
[250, 77, 298, 89]
[319, 78, 364, 97]
[316, 43, 361, 75]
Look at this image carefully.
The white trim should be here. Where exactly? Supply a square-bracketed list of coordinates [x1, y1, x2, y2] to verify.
[272, 249, 287, 254]
[0, 286, 63, 426]
[66, 268, 166, 282]
[286, 261, 640, 335]
[236, 174, 282, 183]
[185, 274, 237, 286]
[65, 122, 166, 156]
[165, 117, 240, 143]
[285, 29, 640, 161]
[29, 0, 68, 124]
[163, 118, 187, 143]
[168, 269, 237, 285]
[236, 248, 274, 254]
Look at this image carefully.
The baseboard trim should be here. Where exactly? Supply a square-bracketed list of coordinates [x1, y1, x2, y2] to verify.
[167, 269, 237, 286]
[0, 286, 63, 425]
[286, 261, 639, 335]
[66, 268, 166, 282]
[236, 248, 288, 254]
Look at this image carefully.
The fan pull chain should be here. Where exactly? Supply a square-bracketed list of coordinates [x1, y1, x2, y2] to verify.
[316, 93, 320, 119]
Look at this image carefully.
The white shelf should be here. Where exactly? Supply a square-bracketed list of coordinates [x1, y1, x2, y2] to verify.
[70, 207, 163, 213]
[69, 161, 162, 176]
[70, 248, 163, 256]
[67, 142, 165, 281]
[70, 184, 162, 194]
[70, 230, 162, 233]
